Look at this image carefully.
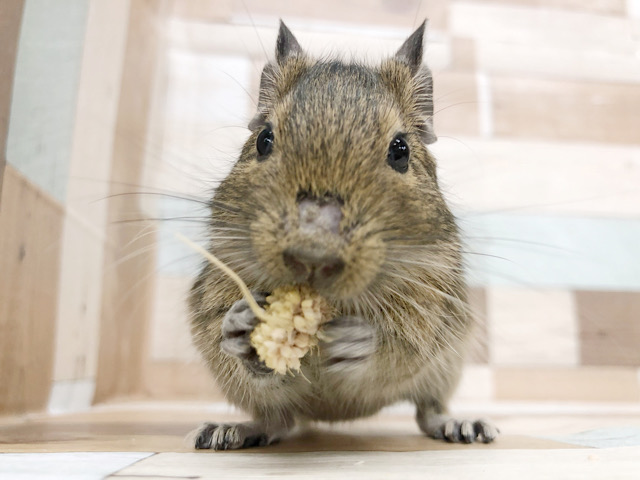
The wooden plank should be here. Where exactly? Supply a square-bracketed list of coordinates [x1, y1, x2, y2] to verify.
[468, 0, 626, 16]
[144, 362, 225, 401]
[0, 0, 25, 200]
[576, 291, 640, 366]
[53, 0, 130, 390]
[94, 0, 167, 403]
[0, 405, 587, 453]
[495, 366, 640, 402]
[0, 166, 64, 414]
[492, 76, 640, 144]
[110, 448, 640, 479]
[237, 0, 449, 31]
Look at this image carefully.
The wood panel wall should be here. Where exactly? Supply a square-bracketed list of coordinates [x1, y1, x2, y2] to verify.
[0, 166, 64, 414]
[0, 0, 25, 200]
[50, 0, 131, 413]
[0, 0, 65, 416]
[94, 0, 168, 403]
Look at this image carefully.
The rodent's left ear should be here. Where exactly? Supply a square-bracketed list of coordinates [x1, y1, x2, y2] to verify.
[248, 21, 305, 131]
[395, 21, 426, 75]
[414, 65, 437, 144]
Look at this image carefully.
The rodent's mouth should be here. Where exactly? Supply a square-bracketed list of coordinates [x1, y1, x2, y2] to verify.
[281, 246, 345, 291]
[250, 200, 386, 301]
[273, 232, 384, 301]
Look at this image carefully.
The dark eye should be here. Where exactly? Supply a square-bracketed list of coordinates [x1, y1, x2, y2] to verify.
[256, 127, 274, 159]
[387, 136, 409, 173]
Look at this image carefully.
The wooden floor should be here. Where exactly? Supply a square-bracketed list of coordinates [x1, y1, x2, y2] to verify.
[1, 402, 640, 479]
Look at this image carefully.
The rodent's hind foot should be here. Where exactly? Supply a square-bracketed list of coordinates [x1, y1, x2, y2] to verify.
[421, 414, 499, 444]
[192, 421, 280, 450]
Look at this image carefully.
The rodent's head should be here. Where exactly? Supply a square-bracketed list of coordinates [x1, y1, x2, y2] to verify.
[209, 21, 461, 303]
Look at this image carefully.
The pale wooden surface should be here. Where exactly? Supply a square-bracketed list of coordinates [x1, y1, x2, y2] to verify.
[0, 166, 64, 414]
[110, 448, 640, 480]
[0, 403, 579, 454]
[491, 76, 640, 144]
[52, 0, 130, 390]
[0, 0, 24, 199]
[495, 366, 640, 402]
[2, 402, 640, 479]
[95, 0, 168, 404]
[144, 362, 225, 401]
[2, 0, 640, 422]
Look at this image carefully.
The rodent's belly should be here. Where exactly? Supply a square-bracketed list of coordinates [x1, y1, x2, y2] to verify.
[300, 394, 388, 422]
[295, 374, 404, 422]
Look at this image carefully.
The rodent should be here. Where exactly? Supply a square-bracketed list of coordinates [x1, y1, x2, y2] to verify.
[188, 20, 498, 450]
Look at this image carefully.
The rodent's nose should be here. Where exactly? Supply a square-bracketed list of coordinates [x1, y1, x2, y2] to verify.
[283, 248, 345, 287]
[297, 191, 343, 235]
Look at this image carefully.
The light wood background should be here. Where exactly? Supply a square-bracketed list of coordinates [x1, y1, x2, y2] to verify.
[1, 0, 640, 416]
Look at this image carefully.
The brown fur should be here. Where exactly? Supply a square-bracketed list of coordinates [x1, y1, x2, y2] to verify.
[189, 22, 492, 446]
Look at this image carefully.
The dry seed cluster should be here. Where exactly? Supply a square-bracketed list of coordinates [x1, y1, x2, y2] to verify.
[250, 286, 329, 374]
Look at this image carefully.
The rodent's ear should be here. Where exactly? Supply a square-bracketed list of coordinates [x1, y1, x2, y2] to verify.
[276, 20, 303, 66]
[415, 65, 437, 144]
[393, 21, 436, 144]
[249, 21, 305, 130]
[395, 21, 426, 75]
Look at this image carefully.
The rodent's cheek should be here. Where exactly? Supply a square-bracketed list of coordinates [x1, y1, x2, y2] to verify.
[330, 229, 387, 300]
[249, 211, 293, 282]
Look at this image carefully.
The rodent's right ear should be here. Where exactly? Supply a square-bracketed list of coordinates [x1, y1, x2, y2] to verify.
[276, 20, 303, 66]
[249, 22, 306, 131]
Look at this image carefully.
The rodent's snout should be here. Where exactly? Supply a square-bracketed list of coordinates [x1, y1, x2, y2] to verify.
[296, 191, 343, 235]
[281, 191, 346, 288]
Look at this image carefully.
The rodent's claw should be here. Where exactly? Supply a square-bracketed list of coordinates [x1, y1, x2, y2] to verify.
[427, 416, 499, 444]
[319, 316, 377, 372]
[221, 294, 272, 375]
[194, 422, 273, 450]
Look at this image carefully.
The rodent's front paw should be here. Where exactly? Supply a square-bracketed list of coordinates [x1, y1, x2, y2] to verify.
[221, 293, 272, 375]
[319, 316, 377, 372]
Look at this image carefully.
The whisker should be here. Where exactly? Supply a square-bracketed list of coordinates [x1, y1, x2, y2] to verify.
[113, 217, 211, 225]
[95, 191, 210, 206]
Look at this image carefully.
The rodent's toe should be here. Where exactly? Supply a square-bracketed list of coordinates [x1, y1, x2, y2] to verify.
[475, 419, 500, 443]
[220, 337, 252, 357]
[442, 418, 463, 443]
[194, 423, 219, 449]
[459, 420, 476, 444]
[222, 292, 268, 338]
[220, 337, 273, 375]
[222, 307, 258, 338]
[228, 293, 268, 315]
